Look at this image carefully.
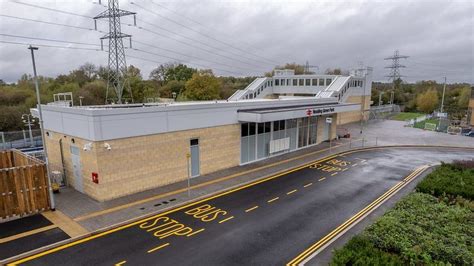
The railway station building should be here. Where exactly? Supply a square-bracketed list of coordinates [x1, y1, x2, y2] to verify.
[34, 68, 373, 201]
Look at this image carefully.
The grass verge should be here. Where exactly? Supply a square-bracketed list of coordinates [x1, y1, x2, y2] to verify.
[391, 112, 424, 121]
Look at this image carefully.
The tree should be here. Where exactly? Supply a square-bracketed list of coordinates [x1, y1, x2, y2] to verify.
[325, 68, 349, 75]
[159, 80, 185, 98]
[79, 63, 97, 80]
[149, 63, 196, 86]
[416, 89, 439, 113]
[183, 70, 221, 100]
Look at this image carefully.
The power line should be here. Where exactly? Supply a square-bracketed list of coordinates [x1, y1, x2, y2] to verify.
[148, 0, 278, 63]
[135, 22, 266, 71]
[7, 1, 269, 73]
[0, 33, 100, 47]
[131, 2, 277, 67]
[0, 39, 166, 66]
[132, 48, 244, 76]
[0, 14, 103, 32]
[0, 40, 101, 51]
[9, 0, 94, 19]
[133, 40, 254, 73]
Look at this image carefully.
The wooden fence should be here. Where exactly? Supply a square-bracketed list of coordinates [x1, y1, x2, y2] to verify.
[0, 149, 50, 221]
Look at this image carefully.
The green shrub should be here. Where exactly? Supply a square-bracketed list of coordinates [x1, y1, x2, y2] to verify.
[331, 235, 402, 266]
[416, 163, 474, 200]
[331, 193, 474, 265]
[364, 193, 473, 265]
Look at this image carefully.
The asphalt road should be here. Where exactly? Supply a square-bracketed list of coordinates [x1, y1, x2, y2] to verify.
[14, 147, 474, 265]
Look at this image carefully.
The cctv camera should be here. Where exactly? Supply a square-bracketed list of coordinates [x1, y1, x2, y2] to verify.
[104, 143, 111, 151]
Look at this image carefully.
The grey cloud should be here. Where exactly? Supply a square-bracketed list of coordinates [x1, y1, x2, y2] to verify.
[0, 0, 472, 84]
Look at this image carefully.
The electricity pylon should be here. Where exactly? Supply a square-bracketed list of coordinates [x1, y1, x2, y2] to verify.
[94, 0, 136, 104]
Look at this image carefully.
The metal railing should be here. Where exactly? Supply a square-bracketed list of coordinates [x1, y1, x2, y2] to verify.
[0, 129, 43, 150]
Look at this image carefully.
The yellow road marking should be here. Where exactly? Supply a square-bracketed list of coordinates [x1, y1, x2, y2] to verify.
[0, 225, 57, 244]
[14, 146, 456, 264]
[218, 216, 234, 224]
[12, 152, 341, 264]
[73, 143, 346, 222]
[115, 260, 126, 265]
[286, 189, 297, 195]
[303, 183, 313, 188]
[147, 243, 170, 253]
[318, 177, 326, 182]
[267, 197, 280, 203]
[287, 165, 429, 265]
[186, 228, 205, 237]
[245, 206, 259, 212]
[331, 172, 338, 176]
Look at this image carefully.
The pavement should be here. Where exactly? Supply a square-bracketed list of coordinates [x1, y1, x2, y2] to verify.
[0, 211, 87, 260]
[7, 147, 474, 265]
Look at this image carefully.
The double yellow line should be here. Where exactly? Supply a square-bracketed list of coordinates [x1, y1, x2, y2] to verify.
[287, 165, 429, 265]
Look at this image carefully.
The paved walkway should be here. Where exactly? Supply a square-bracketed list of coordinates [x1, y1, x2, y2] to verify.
[52, 119, 473, 232]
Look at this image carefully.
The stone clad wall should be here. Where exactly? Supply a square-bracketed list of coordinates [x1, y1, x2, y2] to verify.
[43, 131, 100, 199]
[337, 96, 370, 125]
[45, 124, 240, 202]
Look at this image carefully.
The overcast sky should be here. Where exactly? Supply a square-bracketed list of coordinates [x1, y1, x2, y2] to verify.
[0, 0, 473, 84]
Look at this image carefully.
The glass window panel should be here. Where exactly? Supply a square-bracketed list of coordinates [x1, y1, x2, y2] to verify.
[280, 120, 285, 131]
[275, 79, 280, 86]
[312, 79, 318, 86]
[293, 79, 297, 86]
[305, 79, 311, 86]
[265, 122, 271, 133]
[249, 122, 256, 135]
[241, 123, 248, 137]
[319, 79, 324, 86]
[257, 134, 265, 159]
[273, 121, 280, 131]
[326, 78, 332, 85]
[299, 79, 304, 86]
[241, 137, 249, 163]
[257, 123, 264, 134]
[190, 138, 199, 146]
[248, 135, 256, 161]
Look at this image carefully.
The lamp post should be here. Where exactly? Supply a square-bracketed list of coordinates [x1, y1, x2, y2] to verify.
[28, 45, 55, 210]
[21, 114, 36, 147]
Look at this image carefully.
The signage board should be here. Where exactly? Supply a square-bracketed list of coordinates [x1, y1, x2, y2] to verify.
[326, 117, 332, 124]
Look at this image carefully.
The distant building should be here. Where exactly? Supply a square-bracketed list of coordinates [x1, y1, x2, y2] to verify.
[469, 86, 474, 127]
[33, 67, 373, 201]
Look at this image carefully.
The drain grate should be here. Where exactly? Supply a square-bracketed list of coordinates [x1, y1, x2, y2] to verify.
[154, 203, 161, 207]
[169, 198, 176, 202]
[162, 201, 169, 204]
